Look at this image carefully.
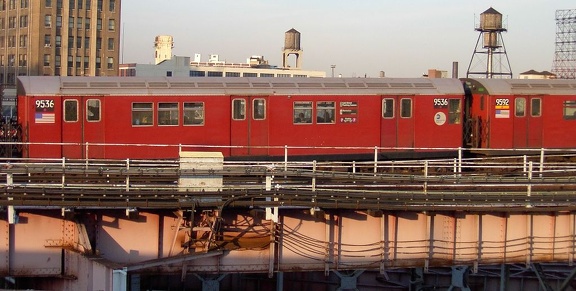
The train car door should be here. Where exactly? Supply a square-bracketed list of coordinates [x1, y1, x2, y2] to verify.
[61, 97, 105, 158]
[230, 96, 269, 157]
[513, 96, 543, 148]
[380, 96, 414, 148]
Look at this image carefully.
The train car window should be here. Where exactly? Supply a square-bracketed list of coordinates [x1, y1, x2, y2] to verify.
[184, 102, 204, 125]
[515, 98, 526, 117]
[400, 98, 412, 118]
[253, 99, 266, 120]
[382, 98, 394, 118]
[86, 99, 100, 122]
[293, 101, 312, 124]
[132, 103, 153, 126]
[64, 99, 78, 122]
[232, 99, 246, 120]
[316, 101, 335, 124]
[531, 98, 541, 117]
[448, 99, 461, 124]
[158, 103, 179, 126]
[563, 101, 576, 120]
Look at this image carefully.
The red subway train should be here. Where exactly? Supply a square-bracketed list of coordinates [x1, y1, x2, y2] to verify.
[14, 76, 576, 160]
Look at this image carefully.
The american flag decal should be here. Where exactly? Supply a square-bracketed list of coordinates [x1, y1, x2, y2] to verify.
[35, 112, 55, 123]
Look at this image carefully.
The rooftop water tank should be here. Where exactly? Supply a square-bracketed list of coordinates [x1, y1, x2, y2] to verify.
[284, 28, 301, 50]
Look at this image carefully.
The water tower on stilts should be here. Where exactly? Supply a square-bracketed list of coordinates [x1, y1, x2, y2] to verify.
[282, 28, 303, 69]
[466, 7, 513, 78]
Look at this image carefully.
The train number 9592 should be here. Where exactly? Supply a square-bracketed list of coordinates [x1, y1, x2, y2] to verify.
[495, 98, 510, 106]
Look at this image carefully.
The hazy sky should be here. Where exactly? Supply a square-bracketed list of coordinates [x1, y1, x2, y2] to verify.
[120, 1, 573, 78]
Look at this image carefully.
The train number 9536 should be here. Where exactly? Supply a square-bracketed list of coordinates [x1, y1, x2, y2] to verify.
[434, 98, 448, 108]
[35, 99, 55, 109]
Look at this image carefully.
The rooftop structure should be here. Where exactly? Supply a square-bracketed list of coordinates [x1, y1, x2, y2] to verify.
[552, 9, 576, 79]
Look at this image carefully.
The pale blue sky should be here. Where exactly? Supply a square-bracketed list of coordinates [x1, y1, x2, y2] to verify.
[120, 1, 573, 78]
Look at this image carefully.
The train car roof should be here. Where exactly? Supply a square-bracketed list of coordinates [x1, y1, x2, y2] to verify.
[17, 76, 464, 96]
[464, 78, 576, 95]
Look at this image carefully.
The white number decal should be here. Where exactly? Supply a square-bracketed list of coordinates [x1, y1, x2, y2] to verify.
[495, 99, 509, 106]
[35, 99, 55, 109]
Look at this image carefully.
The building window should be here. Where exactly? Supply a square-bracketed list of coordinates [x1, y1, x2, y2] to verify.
[207, 71, 223, 77]
[293, 101, 312, 124]
[382, 98, 394, 118]
[76, 36, 81, 48]
[166, 71, 172, 77]
[158, 103, 178, 125]
[56, 16, 62, 27]
[108, 19, 115, 31]
[107, 37, 114, 50]
[55, 35, 61, 47]
[75, 56, 80, 67]
[85, 17, 90, 29]
[95, 56, 100, 68]
[86, 99, 100, 122]
[0, 18, 4, 29]
[7, 36, 14, 47]
[43, 54, 50, 66]
[107, 57, 113, 69]
[8, 0, 14, 10]
[0, 37, 4, 48]
[20, 0, 28, 8]
[316, 101, 335, 124]
[8, 16, 14, 28]
[96, 0, 101, 10]
[18, 35, 26, 47]
[96, 37, 101, 49]
[45, 0, 51, 7]
[67, 55, 72, 67]
[85, 0, 90, 9]
[18, 54, 26, 66]
[0, 1, 4, 10]
[184, 102, 204, 125]
[277, 74, 291, 77]
[96, 18, 101, 30]
[400, 98, 412, 118]
[56, 0, 62, 9]
[67, 36, 73, 48]
[189, 71, 205, 77]
[84, 37, 90, 49]
[68, 16, 74, 28]
[109, 0, 114, 11]
[77, 0, 82, 9]
[68, 0, 74, 9]
[45, 15, 51, 27]
[260, 73, 274, 77]
[225, 72, 240, 77]
[243, 72, 257, 77]
[64, 100, 78, 122]
[77, 17, 82, 29]
[19, 15, 27, 27]
[132, 103, 153, 126]
[253, 99, 266, 120]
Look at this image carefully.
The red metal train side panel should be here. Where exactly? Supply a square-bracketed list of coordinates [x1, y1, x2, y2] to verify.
[19, 94, 64, 158]
[413, 94, 464, 149]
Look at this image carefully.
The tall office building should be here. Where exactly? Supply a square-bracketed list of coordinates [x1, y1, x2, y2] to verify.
[0, 0, 121, 86]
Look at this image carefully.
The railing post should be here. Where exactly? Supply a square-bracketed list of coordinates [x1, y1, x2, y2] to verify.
[458, 147, 462, 174]
[61, 157, 65, 188]
[523, 155, 527, 173]
[374, 146, 378, 174]
[312, 160, 317, 191]
[126, 158, 130, 192]
[424, 160, 428, 194]
[284, 145, 288, 172]
[527, 161, 533, 197]
[539, 148, 545, 177]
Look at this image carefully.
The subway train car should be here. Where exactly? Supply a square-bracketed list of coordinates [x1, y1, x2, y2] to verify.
[16, 76, 465, 160]
[463, 78, 576, 151]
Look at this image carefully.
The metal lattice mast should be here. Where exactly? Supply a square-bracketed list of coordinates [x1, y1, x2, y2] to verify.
[552, 9, 576, 79]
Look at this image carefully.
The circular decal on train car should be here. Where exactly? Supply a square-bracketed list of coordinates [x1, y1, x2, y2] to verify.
[434, 112, 446, 126]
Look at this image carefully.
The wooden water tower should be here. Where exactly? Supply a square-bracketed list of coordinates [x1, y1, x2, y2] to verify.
[466, 7, 513, 78]
[282, 28, 303, 69]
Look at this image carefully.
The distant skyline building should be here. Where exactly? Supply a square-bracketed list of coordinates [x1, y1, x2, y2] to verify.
[120, 31, 325, 78]
[552, 9, 576, 79]
[0, 0, 121, 86]
[466, 7, 513, 78]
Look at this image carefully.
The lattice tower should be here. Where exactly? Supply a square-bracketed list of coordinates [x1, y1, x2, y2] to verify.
[552, 9, 576, 79]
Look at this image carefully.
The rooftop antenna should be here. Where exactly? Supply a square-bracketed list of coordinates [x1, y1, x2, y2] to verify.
[466, 7, 513, 78]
